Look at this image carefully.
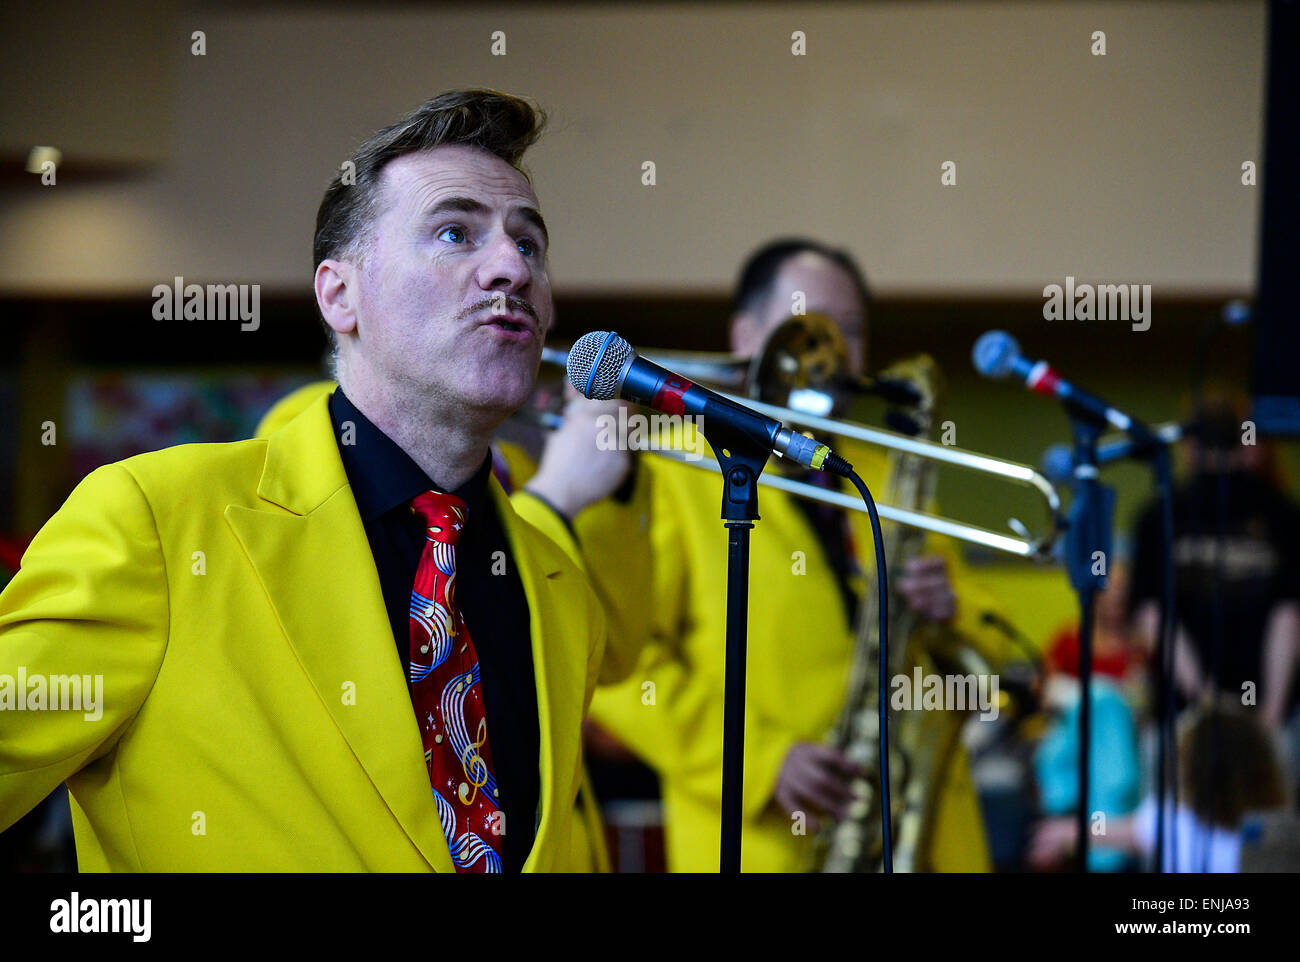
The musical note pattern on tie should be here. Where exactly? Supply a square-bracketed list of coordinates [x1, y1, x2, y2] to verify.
[408, 491, 504, 873]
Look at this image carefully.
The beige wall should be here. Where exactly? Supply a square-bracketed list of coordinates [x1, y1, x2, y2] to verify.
[0, 0, 1266, 297]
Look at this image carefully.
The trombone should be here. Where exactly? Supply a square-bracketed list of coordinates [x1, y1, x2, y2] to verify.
[536, 315, 1064, 560]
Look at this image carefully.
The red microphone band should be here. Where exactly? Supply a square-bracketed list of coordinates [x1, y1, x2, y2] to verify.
[1026, 360, 1061, 397]
[651, 375, 693, 416]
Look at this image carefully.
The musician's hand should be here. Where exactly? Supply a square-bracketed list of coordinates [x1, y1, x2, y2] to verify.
[897, 554, 956, 623]
[1027, 816, 1077, 870]
[772, 743, 870, 829]
[524, 395, 632, 520]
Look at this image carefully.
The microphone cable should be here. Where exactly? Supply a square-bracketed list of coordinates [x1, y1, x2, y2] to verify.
[840, 463, 893, 874]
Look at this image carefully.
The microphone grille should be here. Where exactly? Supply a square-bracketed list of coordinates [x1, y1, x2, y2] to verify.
[972, 330, 1021, 379]
[566, 331, 633, 400]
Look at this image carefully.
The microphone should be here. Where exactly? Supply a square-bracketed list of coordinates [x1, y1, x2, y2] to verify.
[564, 330, 852, 477]
[1040, 423, 1185, 483]
[1222, 299, 1251, 326]
[972, 331, 1156, 441]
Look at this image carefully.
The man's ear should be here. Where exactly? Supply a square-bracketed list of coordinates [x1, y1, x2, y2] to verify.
[315, 259, 359, 337]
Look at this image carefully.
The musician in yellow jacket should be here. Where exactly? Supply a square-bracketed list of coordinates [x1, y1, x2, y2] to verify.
[568, 239, 1010, 872]
[0, 90, 617, 872]
[253, 381, 634, 872]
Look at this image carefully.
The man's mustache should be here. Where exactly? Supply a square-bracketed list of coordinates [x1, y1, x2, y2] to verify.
[459, 296, 539, 322]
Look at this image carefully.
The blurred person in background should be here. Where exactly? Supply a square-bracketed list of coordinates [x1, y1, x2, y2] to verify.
[1031, 568, 1146, 871]
[1128, 394, 1300, 792]
[1044, 566, 1146, 695]
[549, 238, 1015, 872]
[1030, 702, 1288, 872]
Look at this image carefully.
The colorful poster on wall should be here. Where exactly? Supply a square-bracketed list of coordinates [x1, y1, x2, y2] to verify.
[64, 371, 319, 482]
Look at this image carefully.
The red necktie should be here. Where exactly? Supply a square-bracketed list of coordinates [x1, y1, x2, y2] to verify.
[408, 490, 504, 873]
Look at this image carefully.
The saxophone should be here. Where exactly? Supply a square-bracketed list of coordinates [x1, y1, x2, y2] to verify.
[812, 355, 978, 872]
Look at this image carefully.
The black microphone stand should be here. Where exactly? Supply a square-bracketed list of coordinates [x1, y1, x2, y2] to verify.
[1150, 443, 1178, 873]
[1060, 412, 1115, 873]
[712, 438, 772, 873]
[1060, 408, 1177, 874]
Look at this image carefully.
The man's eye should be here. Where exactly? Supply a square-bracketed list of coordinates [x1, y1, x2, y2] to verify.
[518, 237, 541, 257]
[437, 226, 467, 244]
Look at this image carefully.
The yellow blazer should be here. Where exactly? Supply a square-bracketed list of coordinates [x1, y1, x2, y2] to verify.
[0, 392, 606, 871]
[583, 428, 1002, 872]
[253, 380, 651, 872]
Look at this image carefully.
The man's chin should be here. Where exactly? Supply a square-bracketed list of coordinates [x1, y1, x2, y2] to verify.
[462, 377, 537, 421]
[483, 353, 541, 401]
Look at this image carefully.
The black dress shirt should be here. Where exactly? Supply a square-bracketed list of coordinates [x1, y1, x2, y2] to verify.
[328, 387, 540, 871]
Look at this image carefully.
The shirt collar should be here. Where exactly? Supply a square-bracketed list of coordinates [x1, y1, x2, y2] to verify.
[328, 386, 493, 522]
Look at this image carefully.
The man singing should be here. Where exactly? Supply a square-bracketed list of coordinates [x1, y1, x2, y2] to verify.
[0, 89, 608, 872]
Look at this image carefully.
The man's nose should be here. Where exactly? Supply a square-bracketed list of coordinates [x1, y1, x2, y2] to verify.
[475, 233, 532, 292]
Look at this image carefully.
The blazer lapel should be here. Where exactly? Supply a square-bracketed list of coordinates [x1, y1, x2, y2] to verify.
[491, 483, 574, 872]
[224, 393, 455, 873]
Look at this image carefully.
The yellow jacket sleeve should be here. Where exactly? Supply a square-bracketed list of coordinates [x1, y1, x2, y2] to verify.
[569, 461, 656, 687]
[586, 453, 798, 821]
[510, 491, 582, 566]
[584, 457, 687, 768]
[0, 463, 170, 832]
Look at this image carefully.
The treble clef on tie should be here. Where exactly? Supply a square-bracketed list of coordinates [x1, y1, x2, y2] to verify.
[458, 717, 490, 805]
